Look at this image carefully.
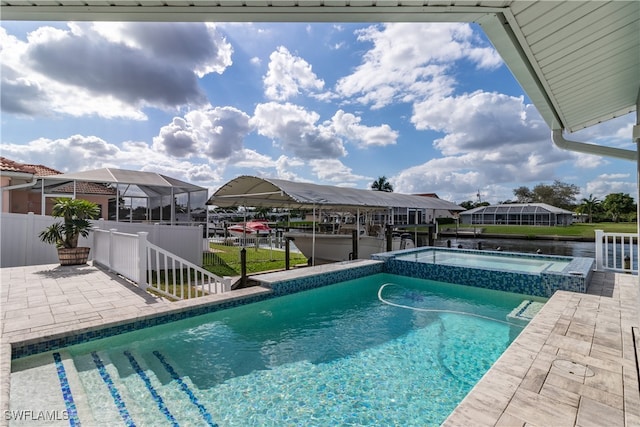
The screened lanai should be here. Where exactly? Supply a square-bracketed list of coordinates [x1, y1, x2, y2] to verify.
[40, 168, 208, 224]
[460, 203, 575, 226]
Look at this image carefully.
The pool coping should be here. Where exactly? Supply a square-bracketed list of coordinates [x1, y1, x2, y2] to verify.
[2, 263, 639, 426]
[443, 271, 640, 426]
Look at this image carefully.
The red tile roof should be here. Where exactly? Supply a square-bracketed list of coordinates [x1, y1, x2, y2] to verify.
[1, 157, 116, 196]
[50, 182, 117, 195]
[0, 157, 37, 174]
[25, 164, 63, 177]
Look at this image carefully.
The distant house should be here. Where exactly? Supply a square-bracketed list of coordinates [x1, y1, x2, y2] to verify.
[0, 157, 115, 218]
[459, 203, 574, 226]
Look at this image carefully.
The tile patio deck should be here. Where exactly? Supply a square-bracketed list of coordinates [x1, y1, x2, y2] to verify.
[1, 262, 638, 426]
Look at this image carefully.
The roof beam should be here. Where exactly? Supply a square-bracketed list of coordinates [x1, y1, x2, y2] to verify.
[0, 4, 503, 22]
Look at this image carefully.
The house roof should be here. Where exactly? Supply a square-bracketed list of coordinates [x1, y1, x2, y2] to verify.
[2, 2, 638, 138]
[208, 175, 464, 211]
[0, 157, 37, 175]
[1, 157, 116, 195]
[462, 203, 575, 216]
[25, 163, 62, 177]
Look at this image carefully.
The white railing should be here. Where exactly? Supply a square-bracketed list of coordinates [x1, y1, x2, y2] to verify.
[93, 228, 232, 299]
[93, 219, 203, 266]
[594, 229, 638, 274]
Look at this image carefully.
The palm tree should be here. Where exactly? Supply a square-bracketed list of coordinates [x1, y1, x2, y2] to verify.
[579, 194, 600, 223]
[371, 176, 393, 192]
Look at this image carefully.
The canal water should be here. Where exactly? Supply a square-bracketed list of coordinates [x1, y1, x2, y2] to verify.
[433, 236, 638, 271]
[433, 237, 596, 258]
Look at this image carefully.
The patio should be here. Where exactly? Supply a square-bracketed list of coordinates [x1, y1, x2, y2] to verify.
[1, 262, 638, 426]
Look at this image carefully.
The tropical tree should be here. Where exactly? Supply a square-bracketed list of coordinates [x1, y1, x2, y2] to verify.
[371, 176, 394, 192]
[602, 193, 636, 222]
[512, 180, 579, 210]
[513, 186, 534, 203]
[577, 194, 601, 223]
[459, 200, 490, 210]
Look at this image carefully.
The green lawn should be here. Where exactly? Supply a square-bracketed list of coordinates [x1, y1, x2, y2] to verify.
[465, 223, 637, 238]
[203, 243, 308, 277]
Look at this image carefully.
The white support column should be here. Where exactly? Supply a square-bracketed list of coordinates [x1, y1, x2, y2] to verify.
[594, 229, 604, 271]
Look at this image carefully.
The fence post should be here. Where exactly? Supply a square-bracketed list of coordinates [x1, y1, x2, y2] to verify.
[285, 237, 291, 270]
[351, 229, 358, 260]
[241, 248, 247, 287]
[594, 229, 604, 271]
[223, 276, 232, 292]
[138, 232, 149, 290]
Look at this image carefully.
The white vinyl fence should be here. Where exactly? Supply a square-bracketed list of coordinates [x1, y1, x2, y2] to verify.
[1, 212, 203, 268]
[93, 229, 231, 300]
[1, 212, 90, 267]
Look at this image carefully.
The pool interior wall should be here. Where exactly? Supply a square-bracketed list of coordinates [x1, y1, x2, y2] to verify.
[372, 247, 595, 298]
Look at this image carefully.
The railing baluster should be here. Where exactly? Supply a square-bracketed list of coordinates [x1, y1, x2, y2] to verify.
[95, 228, 228, 299]
[595, 230, 637, 274]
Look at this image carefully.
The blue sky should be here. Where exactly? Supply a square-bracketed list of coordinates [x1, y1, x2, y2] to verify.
[1, 21, 636, 205]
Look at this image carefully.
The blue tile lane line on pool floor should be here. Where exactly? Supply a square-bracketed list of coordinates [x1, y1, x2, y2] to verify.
[90, 351, 136, 427]
[152, 350, 218, 427]
[52, 352, 81, 427]
[123, 350, 178, 427]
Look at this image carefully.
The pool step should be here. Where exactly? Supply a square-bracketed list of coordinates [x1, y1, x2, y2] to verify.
[72, 349, 218, 426]
[507, 300, 545, 327]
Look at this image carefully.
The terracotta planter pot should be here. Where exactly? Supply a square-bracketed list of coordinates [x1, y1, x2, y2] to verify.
[57, 247, 91, 266]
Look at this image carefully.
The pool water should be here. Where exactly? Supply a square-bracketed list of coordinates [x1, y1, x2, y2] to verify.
[13, 273, 545, 426]
[396, 249, 571, 273]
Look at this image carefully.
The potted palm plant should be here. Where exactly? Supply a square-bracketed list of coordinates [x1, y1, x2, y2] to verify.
[39, 197, 100, 265]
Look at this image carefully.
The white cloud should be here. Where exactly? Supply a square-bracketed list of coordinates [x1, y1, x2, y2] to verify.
[309, 159, 371, 186]
[251, 102, 346, 159]
[153, 106, 251, 159]
[263, 46, 325, 101]
[1, 134, 228, 187]
[326, 110, 398, 147]
[1, 23, 233, 119]
[573, 153, 607, 169]
[275, 155, 306, 181]
[585, 174, 637, 200]
[335, 23, 502, 109]
[0, 135, 122, 172]
[229, 149, 276, 169]
[412, 91, 548, 154]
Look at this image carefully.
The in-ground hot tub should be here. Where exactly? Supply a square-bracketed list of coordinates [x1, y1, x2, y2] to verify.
[372, 247, 595, 297]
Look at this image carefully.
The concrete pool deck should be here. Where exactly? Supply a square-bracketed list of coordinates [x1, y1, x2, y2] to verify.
[1, 262, 639, 426]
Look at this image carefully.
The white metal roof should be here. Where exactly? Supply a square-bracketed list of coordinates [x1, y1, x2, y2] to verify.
[208, 175, 465, 211]
[3, 1, 638, 135]
[462, 202, 574, 216]
[42, 167, 206, 197]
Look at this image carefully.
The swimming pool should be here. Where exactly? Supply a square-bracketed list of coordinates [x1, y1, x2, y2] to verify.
[11, 272, 545, 426]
